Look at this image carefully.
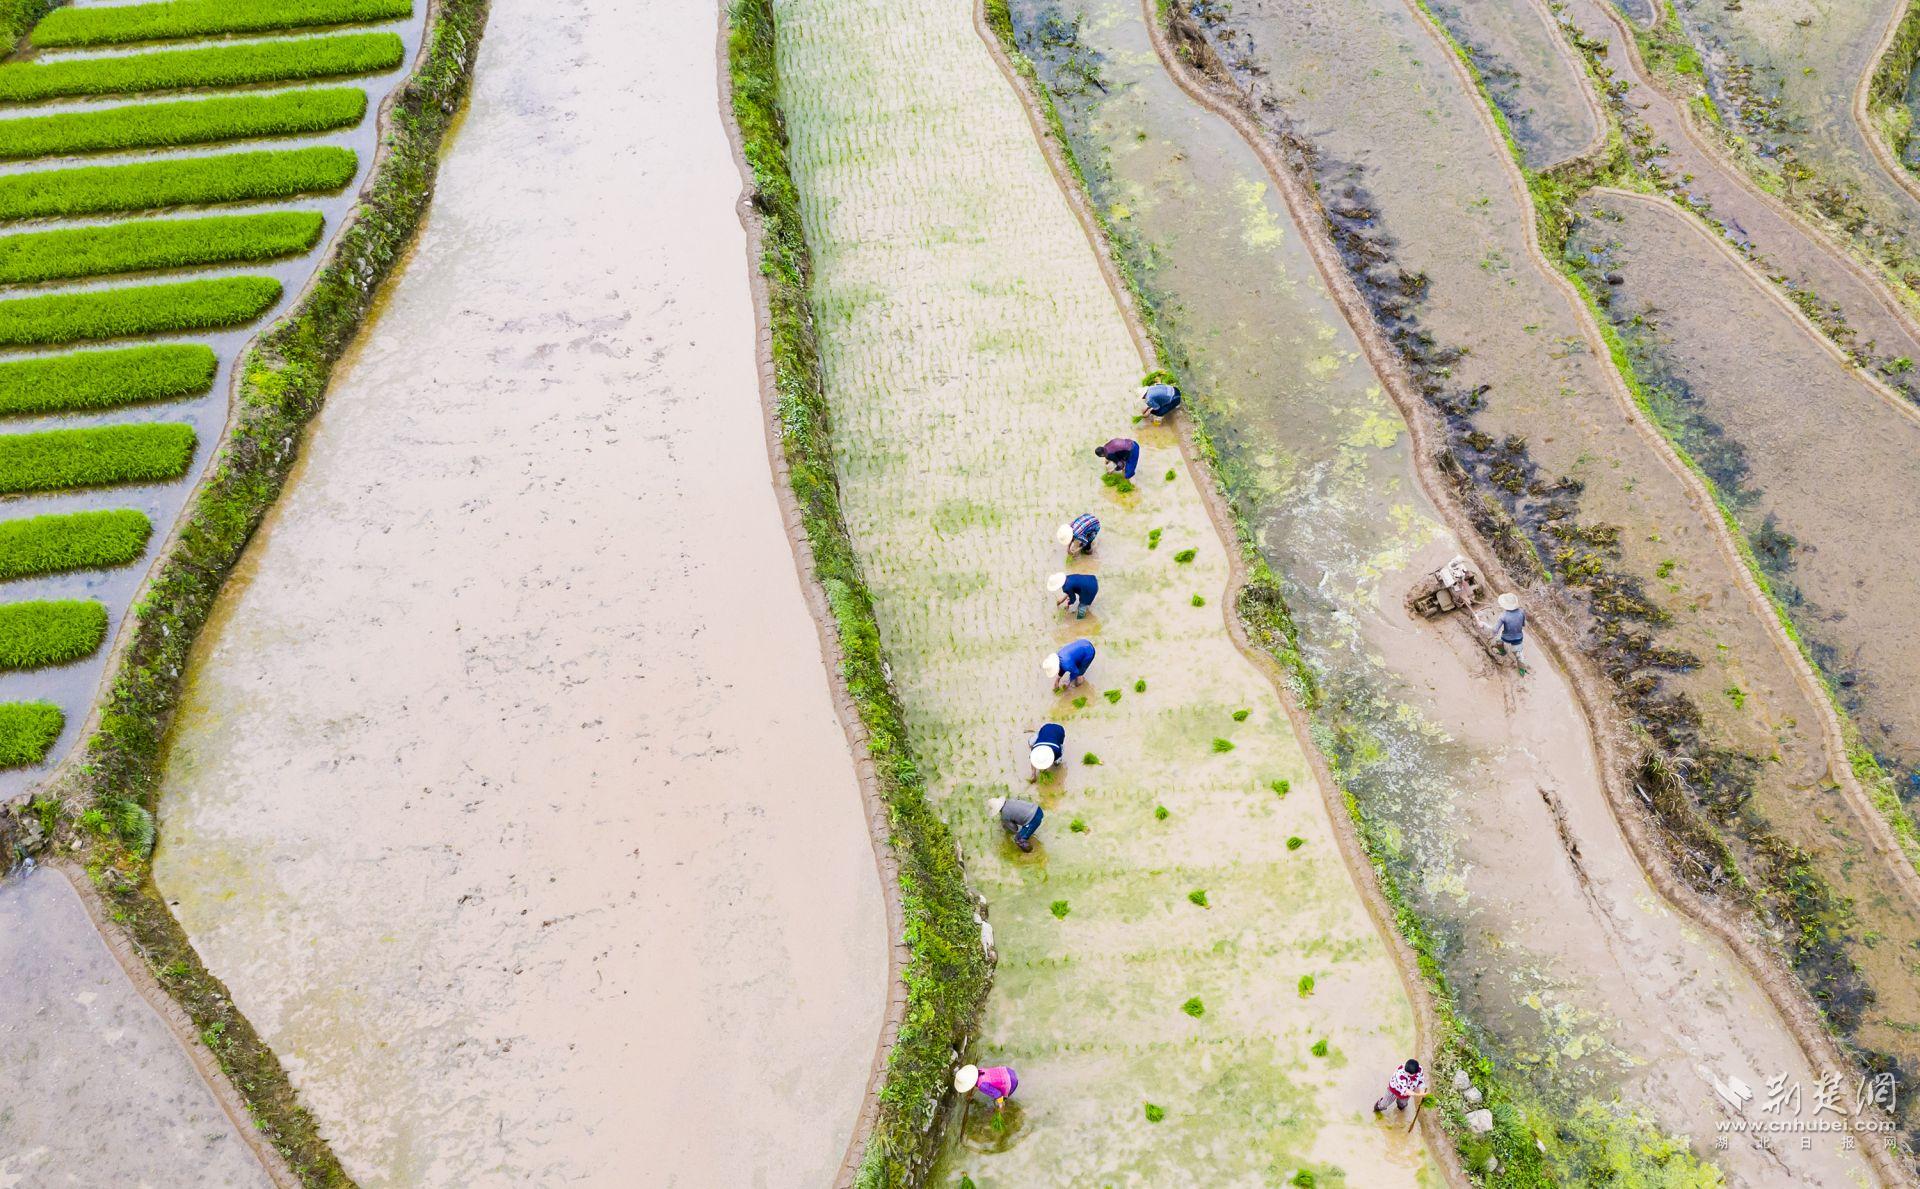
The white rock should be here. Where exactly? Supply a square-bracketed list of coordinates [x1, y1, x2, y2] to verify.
[1453, 1069, 1472, 1090]
[1464, 1087, 1483, 1105]
[1466, 1108, 1495, 1134]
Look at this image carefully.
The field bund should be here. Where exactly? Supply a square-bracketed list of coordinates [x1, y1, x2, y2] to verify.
[772, 0, 1430, 1182]
[149, 0, 887, 1183]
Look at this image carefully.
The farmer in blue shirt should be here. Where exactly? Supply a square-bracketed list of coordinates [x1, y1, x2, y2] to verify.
[1046, 637, 1096, 690]
[1141, 382, 1182, 422]
[1492, 592, 1528, 676]
[1049, 571, 1098, 619]
[1058, 513, 1100, 556]
[1095, 436, 1141, 480]
[1028, 721, 1066, 777]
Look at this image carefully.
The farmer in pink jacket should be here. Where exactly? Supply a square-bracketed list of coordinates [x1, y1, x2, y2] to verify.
[955, 1063, 1019, 1112]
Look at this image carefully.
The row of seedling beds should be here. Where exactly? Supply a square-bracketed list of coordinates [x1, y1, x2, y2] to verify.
[0, 0, 417, 770]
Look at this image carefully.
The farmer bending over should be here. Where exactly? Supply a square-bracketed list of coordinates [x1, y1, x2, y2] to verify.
[1046, 637, 1096, 690]
[1094, 436, 1141, 480]
[1142, 381, 1182, 422]
[1493, 592, 1529, 676]
[1050, 571, 1098, 619]
[955, 1063, 1020, 1111]
[1028, 721, 1065, 777]
[1058, 513, 1100, 556]
[988, 796, 1044, 853]
[1374, 1058, 1427, 1115]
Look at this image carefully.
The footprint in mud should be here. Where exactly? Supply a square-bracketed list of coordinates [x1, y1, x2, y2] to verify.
[958, 1099, 1030, 1153]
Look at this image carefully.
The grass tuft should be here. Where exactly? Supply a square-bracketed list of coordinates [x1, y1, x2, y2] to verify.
[1231, 708, 1249, 721]
[0, 212, 324, 286]
[1147, 527, 1162, 549]
[0, 700, 61, 767]
[1103, 688, 1121, 704]
[1174, 547, 1196, 563]
[0, 88, 366, 161]
[0, 509, 152, 581]
[1270, 778, 1290, 796]
[35, 0, 413, 47]
[1134, 678, 1146, 692]
[1082, 751, 1100, 765]
[1181, 996, 1205, 1017]
[1154, 804, 1170, 820]
[1050, 899, 1070, 919]
[0, 344, 214, 415]
[0, 33, 405, 103]
[1069, 816, 1087, 833]
[1144, 1103, 1165, 1122]
[1191, 593, 1205, 606]
[1311, 1038, 1329, 1057]
[1297, 974, 1315, 997]
[1211, 737, 1234, 753]
[0, 275, 280, 347]
[0, 423, 196, 494]
[0, 599, 107, 668]
[1286, 836, 1305, 851]
[0, 147, 356, 221]
[1188, 889, 1208, 908]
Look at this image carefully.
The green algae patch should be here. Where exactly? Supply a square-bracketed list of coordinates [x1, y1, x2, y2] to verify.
[0, 509, 152, 581]
[0, 600, 108, 669]
[0, 33, 405, 103]
[0, 344, 215, 415]
[34, 0, 412, 47]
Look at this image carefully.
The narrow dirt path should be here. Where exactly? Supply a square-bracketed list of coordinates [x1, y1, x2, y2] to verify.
[149, 1, 890, 1184]
[771, 0, 1434, 1182]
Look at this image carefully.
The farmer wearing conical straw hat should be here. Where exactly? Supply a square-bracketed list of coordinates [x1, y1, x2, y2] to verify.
[955, 1063, 1020, 1111]
[1027, 722, 1066, 778]
[1057, 513, 1100, 556]
[1044, 638, 1096, 691]
[1049, 571, 1098, 619]
[1491, 591, 1529, 676]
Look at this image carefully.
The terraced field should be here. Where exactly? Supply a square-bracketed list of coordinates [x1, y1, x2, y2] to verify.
[0, 0, 426, 789]
[771, 0, 1432, 1182]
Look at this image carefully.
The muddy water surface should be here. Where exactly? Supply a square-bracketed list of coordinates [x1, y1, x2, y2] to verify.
[150, 1, 887, 1184]
[1570, 187, 1920, 1065]
[1016, 0, 1867, 1181]
[773, 0, 1432, 1183]
[1559, 0, 1920, 400]
[1671, 0, 1920, 279]
[0, 865, 270, 1188]
[1425, 0, 1600, 168]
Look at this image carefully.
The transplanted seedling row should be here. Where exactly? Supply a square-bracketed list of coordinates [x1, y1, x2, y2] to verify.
[0, 0, 409, 769]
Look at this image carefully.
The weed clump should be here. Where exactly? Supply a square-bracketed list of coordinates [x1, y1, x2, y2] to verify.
[1069, 817, 1087, 833]
[1134, 678, 1146, 692]
[1310, 1038, 1328, 1057]
[1103, 688, 1121, 704]
[1164, 468, 1176, 481]
[1154, 804, 1170, 821]
[1148, 527, 1163, 549]
[1211, 737, 1234, 753]
[1174, 548, 1197, 563]
[1188, 889, 1208, 908]
[1190, 593, 1205, 606]
[1181, 996, 1205, 1017]
[1297, 974, 1315, 997]
[1144, 1103, 1166, 1122]
[1082, 751, 1100, 765]
[1050, 900, 1070, 919]
[1231, 708, 1249, 721]
[1286, 836, 1304, 851]
[1270, 778, 1290, 796]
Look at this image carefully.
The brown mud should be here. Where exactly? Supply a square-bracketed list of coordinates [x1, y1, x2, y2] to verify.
[149, 0, 889, 1184]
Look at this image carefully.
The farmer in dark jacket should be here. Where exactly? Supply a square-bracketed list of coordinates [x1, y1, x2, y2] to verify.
[1049, 571, 1098, 619]
[1028, 721, 1066, 777]
[1094, 436, 1141, 480]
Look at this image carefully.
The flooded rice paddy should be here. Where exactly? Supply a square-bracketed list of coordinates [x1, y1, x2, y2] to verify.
[1424, 0, 1602, 168]
[1670, 0, 1920, 286]
[0, 865, 270, 1187]
[772, 0, 1432, 1182]
[149, 0, 887, 1183]
[1569, 187, 1920, 1091]
[0, 0, 430, 789]
[1012, 0, 1867, 1181]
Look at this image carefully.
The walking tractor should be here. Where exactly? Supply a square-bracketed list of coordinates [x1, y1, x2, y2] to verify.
[1406, 555, 1510, 664]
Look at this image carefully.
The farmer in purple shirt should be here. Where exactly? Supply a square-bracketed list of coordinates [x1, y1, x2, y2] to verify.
[1094, 436, 1140, 479]
[955, 1063, 1020, 1111]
